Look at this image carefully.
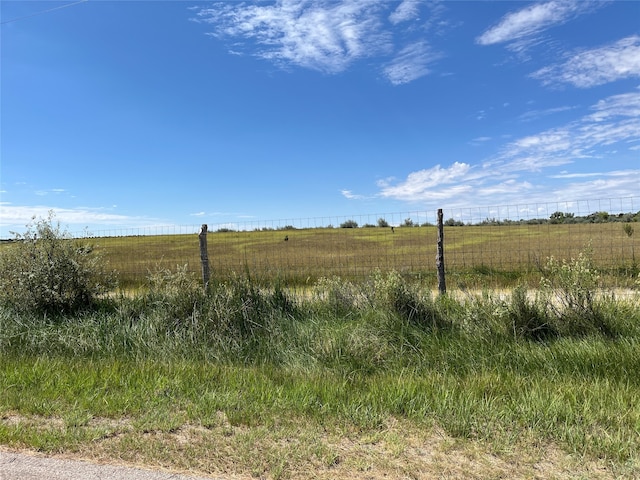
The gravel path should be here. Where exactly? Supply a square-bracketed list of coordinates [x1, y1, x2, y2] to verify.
[0, 450, 221, 480]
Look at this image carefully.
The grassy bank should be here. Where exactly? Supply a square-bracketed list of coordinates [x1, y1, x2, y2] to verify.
[1, 266, 639, 479]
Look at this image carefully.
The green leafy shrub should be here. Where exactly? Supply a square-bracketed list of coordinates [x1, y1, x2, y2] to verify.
[0, 214, 116, 314]
[540, 248, 615, 337]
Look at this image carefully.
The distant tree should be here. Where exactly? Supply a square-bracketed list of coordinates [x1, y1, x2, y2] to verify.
[550, 211, 575, 224]
[340, 220, 358, 228]
[377, 218, 389, 228]
[444, 218, 464, 226]
[401, 218, 414, 227]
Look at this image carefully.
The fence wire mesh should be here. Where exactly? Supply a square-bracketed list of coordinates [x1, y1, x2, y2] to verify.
[77, 197, 639, 288]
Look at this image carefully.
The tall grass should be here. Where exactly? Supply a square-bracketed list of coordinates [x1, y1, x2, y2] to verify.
[1, 245, 640, 476]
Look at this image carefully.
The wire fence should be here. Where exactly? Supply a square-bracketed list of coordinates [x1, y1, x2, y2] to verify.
[79, 197, 639, 289]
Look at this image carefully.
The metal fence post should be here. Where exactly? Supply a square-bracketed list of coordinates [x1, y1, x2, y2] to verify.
[436, 209, 446, 295]
[199, 224, 210, 292]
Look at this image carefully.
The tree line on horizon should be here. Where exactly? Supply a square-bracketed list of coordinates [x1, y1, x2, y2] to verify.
[221, 209, 640, 232]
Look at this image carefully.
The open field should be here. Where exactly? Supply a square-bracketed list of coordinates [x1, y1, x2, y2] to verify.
[90, 222, 639, 288]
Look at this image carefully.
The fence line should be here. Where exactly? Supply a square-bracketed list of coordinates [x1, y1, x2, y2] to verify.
[74, 197, 638, 288]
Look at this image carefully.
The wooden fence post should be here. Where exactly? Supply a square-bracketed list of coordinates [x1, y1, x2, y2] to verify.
[436, 209, 446, 295]
[199, 224, 210, 292]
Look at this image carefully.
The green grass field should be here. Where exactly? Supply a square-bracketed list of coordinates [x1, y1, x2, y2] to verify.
[92, 222, 639, 288]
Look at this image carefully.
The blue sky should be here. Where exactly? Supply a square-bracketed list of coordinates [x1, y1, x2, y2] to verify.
[1, 0, 639, 236]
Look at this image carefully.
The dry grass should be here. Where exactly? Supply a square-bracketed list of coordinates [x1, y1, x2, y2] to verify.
[94, 223, 639, 288]
[2, 413, 629, 480]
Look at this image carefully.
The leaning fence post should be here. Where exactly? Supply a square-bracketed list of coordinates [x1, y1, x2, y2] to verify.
[436, 209, 446, 295]
[199, 224, 210, 292]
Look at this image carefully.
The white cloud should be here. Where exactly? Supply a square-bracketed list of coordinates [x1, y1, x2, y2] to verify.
[340, 189, 366, 200]
[0, 205, 162, 236]
[587, 91, 640, 121]
[195, 0, 439, 84]
[198, 0, 390, 74]
[383, 41, 439, 85]
[518, 105, 576, 122]
[549, 170, 640, 200]
[532, 36, 640, 88]
[476, 0, 592, 47]
[376, 162, 474, 201]
[347, 90, 640, 207]
[389, 0, 420, 25]
[495, 91, 640, 170]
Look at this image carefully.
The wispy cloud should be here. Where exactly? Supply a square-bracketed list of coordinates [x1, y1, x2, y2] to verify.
[0, 205, 164, 236]
[518, 105, 576, 122]
[389, 0, 421, 25]
[476, 0, 599, 51]
[493, 90, 640, 169]
[340, 189, 367, 200]
[376, 162, 474, 201]
[347, 90, 640, 206]
[195, 0, 440, 84]
[383, 41, 440, 85]
[197, 1, 389, 74]
[531, 35, 640, 88]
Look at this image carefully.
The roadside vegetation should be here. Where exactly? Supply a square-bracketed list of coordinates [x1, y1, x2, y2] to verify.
[1, 216, 639, 479]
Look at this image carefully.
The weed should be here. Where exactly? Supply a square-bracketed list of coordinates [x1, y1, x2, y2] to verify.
[505, 286, 556, 341]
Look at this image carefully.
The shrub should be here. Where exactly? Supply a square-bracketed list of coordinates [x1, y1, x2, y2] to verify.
[0, 214, 117, 314]
[540, 247, 615, 337]
[340, 220, 358, 228]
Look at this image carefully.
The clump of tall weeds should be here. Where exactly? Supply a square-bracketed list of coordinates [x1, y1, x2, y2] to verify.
[313, 276, 360, 316]
[504, 285, 556, 341]
[369, 270, 449, 330]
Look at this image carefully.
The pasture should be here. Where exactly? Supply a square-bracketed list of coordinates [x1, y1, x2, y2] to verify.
[93, 221, 639, 288]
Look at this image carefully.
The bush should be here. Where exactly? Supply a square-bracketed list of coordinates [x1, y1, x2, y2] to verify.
[0, 214, 117, 314]
[340, 220, 358, 228]
[540, 247, 615, 337]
